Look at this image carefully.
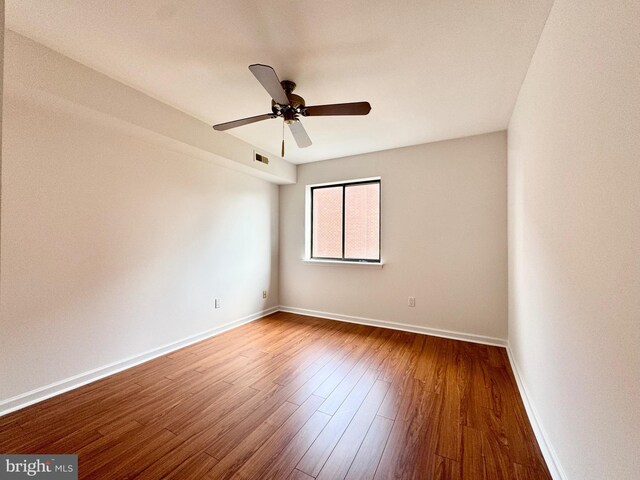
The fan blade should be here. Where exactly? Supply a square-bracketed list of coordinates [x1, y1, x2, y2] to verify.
[248, 64, 290, 105]
[288, 120, 312, 148]
[302, 101, 371, 117]
[213, 113, 275, 131]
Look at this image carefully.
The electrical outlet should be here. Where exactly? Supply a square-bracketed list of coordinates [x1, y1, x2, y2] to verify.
[408, 297, 415, 307]
[262, 290, 268, 299]
[215, 298, 221, 309]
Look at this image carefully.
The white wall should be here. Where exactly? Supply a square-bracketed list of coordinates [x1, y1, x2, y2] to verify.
[280, 131, 507, 341]
[0, 1, 4, 277]
[508, 1, 640, 479]
[0, 32, 279, 402]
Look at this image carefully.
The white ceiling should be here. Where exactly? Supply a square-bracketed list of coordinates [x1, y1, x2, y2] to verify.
[7, 1, 553, 164]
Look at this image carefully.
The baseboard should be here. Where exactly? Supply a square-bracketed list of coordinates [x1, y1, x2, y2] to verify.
[278, 306, 507, 347]
[0, 306, 279, 417]
[1, 304, 562, 480]
[506, 344, 566, 480]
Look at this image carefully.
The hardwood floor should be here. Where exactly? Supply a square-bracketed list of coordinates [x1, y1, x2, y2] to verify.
[0, 312, 551, 479]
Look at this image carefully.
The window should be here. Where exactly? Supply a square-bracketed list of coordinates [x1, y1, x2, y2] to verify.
[309, 179, 381, 262]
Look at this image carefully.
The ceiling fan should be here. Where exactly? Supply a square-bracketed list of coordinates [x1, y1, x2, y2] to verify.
[213, 64, 371, 156]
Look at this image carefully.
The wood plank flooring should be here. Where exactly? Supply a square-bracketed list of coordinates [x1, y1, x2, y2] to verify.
[0, 312, 551, 479]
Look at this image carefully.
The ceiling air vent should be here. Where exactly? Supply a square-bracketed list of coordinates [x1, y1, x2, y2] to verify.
[254, 151, 269, 165]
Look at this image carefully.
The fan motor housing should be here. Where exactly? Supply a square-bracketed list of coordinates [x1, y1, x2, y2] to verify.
[271, 80, 305, 115]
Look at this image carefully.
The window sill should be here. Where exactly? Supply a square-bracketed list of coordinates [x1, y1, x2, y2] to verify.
[302, 258, 384, 269]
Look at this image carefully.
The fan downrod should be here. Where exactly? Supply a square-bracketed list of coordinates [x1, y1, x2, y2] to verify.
[280, 80, 296, 93]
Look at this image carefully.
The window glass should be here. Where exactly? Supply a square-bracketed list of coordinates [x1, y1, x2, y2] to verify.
[312, 186, 343, 258]
[345, 183, 380, 260]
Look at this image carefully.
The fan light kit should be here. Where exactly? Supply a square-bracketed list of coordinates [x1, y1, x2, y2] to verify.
[213, 64, 372, 157]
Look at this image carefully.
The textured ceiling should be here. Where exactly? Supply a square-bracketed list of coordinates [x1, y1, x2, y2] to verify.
[7, 0, 553, 164]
